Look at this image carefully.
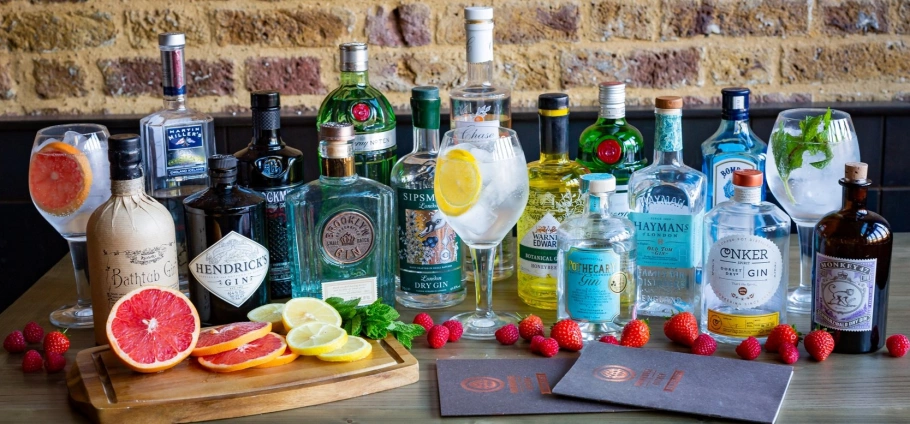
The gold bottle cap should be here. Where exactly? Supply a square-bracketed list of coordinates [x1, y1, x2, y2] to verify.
[320, 122, 355, 141]
[732, 169, 763, 187]
[655, 96, 683, 109]
[845, 162, 869, 182]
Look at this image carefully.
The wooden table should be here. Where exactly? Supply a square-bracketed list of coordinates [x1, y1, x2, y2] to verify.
[2, 235, 908, 423]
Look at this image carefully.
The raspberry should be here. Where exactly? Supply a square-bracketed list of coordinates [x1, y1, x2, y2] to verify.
[735, 336, 762, 360]
[23, 322, 44, 344]
[537, 338, 560, 357]
[691, 334, 717, 356]
[550, 320, 583, 351]
[44, 352, 66, 373]
[779, 342, 799, 364]
[598, 335, 619, 345]
[442, 320, 463, 342]
[427, 325, 449, 349]
[518, 315, 544, 341]
[412, 313, 434, 332]
[3, 330, 26, 353]
[22, 350, 43, 373]
[495, 324, 519, 345]
[530, 335, 546, 353]
[886, 334, 910, 358]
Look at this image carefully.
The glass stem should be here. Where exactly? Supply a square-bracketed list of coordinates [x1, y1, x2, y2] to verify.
[471, 246, 495, 319]
[796, 223, 815, 292]
[67, 239, 92, 307]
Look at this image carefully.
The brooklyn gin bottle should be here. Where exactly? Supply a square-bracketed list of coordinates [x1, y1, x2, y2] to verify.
[287, 123, 396, 306]
[317, 43, 396, 185]
[557, 174, 636, 339]
[701, 87, 767, 210]
[517, 93, 588, 310]
[629, 96, 707, 317]
[184, 155, 269, 326]
[702, 170, 789, 344]
[140, 32, 217, 294]
[393, 87, 465, 309]
[234, 91, 304, 301]
[813, 162, 893, 353]
[577, 82, 646, 217]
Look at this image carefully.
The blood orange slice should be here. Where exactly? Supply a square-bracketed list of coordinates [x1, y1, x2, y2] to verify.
[191, 321, 271, 357]
[197, 332, 286, 373]
[28, 141, 93, 216]
[105, 286, 200, 373]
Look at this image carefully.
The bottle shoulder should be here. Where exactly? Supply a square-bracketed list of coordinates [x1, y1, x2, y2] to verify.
[580, 120, 644, 142]
[817, 209, 892, 244]
[527, 161, 590, 180]
[184, 187, 265, 213]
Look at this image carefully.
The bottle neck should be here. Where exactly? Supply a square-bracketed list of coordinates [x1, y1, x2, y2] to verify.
[599, 103, 626, 123]
[466, 61, 494, 85]
[413, 127, 440, 154]
[340, 70, 369, 86]
[111, 178, 144, 196]
[732, 185, 762, 205]
[539, 112, 569, 162]
[718, 117, 752, 135]
[252, 109, 282, 147]
[654, 109, 683, 165]
[160, 46, 188, 108]
[321, 157, 355, 178]
[586, 193, 611, 215]
[841, 180, 869, 211]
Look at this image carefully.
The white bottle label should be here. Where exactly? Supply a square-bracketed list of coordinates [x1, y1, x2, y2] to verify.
[465, 22, 494, 63]
[602, 104, 625, 120]
[711, 158, 756, 207]
[353, 128, 396, 153]
[322, 277, 378, 306]
[814, 253, 877, 332]
[189, 231, 270, 308]
[454, 116, 500, 141]
[707, 235, 782, 309]
[519, 213, 561, 278]
[610, 184, 630, 217]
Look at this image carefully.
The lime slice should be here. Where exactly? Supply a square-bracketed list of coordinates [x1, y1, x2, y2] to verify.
[434, 149, 482, 216]
[316, 336, 372, 363]
[286, 322, 348, 356]
[281, 297, 342, 330]
[247, 303, 286, 334]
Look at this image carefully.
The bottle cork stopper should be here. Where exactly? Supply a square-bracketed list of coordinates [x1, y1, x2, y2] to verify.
[845, 162, 868, 182]
[732, 169, 763, 187]
[655, 96, 683, 109]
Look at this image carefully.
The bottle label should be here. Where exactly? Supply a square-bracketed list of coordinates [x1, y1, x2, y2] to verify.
[707, 309, 779, 338]
[711, 158, 757, 207]
[189, 231, 270, 308]
[353, 128, 396, 153]
[161, 48, 186, 96]
[519, 213, 562, 278]
[100, 242, 180, 308]
[321, 211, 375, 264]
[454, 114, 500, 141]
[164, 124, 207, 177]
[814, 253, 877, 332]
[564, 247, 624, 322]
[397, 188, 463, 294]
[465, 22, 494, 63]
[629, 212, 702, 268]
[707, 235, 782, 309]
[602, 104, 625, 120]
[259, 185, 303, 298]
[610, 184, 630, 217]
[655, 112, 682, 152]
[322, 277, 378, 306]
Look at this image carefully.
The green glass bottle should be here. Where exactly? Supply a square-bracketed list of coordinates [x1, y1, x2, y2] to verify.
[317, 42, 397, 185]
[577, 82, 646, 217]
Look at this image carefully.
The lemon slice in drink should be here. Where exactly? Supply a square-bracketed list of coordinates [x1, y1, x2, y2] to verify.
[286, 322, 348, 356]
[247, 303, 287, 334]
[282, 297, 342, 330]
[316, 336, 373, 363]
[434, 149, 482, 216]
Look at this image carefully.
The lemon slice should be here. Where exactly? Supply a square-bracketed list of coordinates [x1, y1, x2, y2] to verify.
[434, 149, 482, 216]
[316, 336, 372, 363]
[281, 297, 342, 330]
[247, 303, 287, 334]
[286, 322, 348, 356]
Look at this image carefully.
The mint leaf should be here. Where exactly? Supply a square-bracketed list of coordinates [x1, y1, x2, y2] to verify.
[389, 322, 425, 350]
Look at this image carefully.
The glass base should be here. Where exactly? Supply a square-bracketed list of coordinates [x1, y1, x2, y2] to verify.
[786, 286, 813, 314]
[50, 303, 94, 329]
[450, 310, 520, 340]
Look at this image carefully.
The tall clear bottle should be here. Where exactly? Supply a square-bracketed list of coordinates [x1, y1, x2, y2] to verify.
[140, 32, 217, 295]
[393, 87, 465, 309]
[702, 170, 789, 344]
[317, 43, 397, 186]
[517, 93, 588, 310]
[701, 87, 767, 210]
[234, 91, 305, 301]
[629, 96, 707, 317]
[557, 174, 636, 339]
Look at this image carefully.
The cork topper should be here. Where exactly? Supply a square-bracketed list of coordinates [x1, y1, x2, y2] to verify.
[845, 162, 868, 183]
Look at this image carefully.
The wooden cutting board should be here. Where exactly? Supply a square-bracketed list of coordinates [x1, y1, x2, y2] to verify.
[67, 336, 418, 423]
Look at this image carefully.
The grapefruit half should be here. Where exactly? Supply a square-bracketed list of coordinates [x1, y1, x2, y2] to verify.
[29, 141, 93, 216]
[105, 287, 200, 373]
[191, 321, 271, 357]
[197, 332, 286, 372]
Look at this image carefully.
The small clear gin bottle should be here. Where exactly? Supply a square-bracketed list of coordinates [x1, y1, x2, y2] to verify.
[557, 174, 637, 339]
[629, 96, 707, 317]
[702, 170, 790, 344]
[287, 123, 396, 306]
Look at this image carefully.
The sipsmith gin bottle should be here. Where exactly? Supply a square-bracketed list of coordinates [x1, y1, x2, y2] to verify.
[287, 123, 396, 306]
[629, 96, 707, 317]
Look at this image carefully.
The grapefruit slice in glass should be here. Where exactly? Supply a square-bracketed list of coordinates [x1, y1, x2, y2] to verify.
[191, 321, 272, 357]
[197, 332, 286, 373]
[105, 286, 200, 373]
[28, 141, 93, 216]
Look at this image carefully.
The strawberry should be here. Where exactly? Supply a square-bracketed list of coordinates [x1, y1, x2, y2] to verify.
[550, 319, 583, 351]
[442, 320, 463, 342]
[23, 322, 44, 344]
[663, 312, 699, 347]
[804, 329, 835, 362]
[735, 336, 762, 360]
[412, 313, 434, 332]
[22, 350, 43, 373]
[518, 314, 545, 341]
[620, 319, 650, 348]
[537, 337, 560, 357]
[3, 330, 26, 353]
[44, 352, 66, 373]
[779, 342, 799, 364]
[765, 324, 801, 353]
[427, 325, 449, 349]
[598, 335, 619, 345]
[886, 334, 910, 358]
[495, 324, 520, 345]
[691, 334, 717, 356]
[530, 335, 546, 353]
[43, 330, 70, 355]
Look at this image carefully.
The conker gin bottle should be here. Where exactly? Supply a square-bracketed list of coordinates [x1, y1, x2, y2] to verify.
[234, 91, 304, 301]
[184, 155, 269, 325]
[813, 162, 892, 353]
[141, 32, 216, 295]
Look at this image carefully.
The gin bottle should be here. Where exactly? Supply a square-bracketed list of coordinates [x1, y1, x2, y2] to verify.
[287, 123, 396, 306]
[701, 88, 767, 210]
[184, 155, 269, 326]
[317, 43, 396, 186]
[234, 91, 304, 301]
[702, 170, 790, 344]
[813, 162, 892, 353]
[140, 32, 216, 294]
[557, 174, 637, 339]
[629, 96, 707, 317]
[577, 82, 646, 217]
[517, 93, 588, 310]
[393, 87, 465, 309]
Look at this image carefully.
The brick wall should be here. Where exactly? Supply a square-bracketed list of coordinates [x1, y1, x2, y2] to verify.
[0, 0, 908, 117]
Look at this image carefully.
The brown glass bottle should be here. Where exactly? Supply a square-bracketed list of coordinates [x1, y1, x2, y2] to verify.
[812, 162, 892, 353]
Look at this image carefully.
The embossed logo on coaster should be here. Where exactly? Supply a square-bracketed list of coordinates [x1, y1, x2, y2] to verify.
[322, 211, 375, 264]
[593, 365, 636, 383]
[460, 376, 505, 393]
